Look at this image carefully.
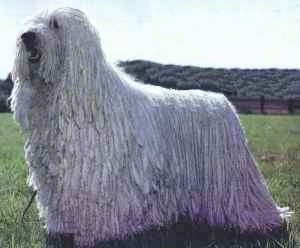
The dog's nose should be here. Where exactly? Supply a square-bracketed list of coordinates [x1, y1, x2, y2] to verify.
[21, 31, 36, 48]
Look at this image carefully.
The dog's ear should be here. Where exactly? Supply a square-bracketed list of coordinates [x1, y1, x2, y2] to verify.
[56, 15, 105, 128]
[62, 20, 103, 88]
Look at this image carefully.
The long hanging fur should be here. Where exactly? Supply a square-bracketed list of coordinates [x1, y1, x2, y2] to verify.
[11, 7, 291, 248]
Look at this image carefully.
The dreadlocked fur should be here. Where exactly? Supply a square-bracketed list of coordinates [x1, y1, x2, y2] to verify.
[11, 7, 291, 248]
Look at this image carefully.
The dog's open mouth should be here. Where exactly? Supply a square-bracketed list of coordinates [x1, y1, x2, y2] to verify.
[28, 48, 41, 63]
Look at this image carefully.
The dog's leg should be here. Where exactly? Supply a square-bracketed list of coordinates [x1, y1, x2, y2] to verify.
[44, 232, 74, 248]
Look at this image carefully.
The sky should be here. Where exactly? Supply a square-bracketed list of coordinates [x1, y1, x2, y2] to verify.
[0, 0, 300, 78]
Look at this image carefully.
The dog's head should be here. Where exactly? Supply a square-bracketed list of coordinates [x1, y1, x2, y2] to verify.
[11, 8, 103, 130]
[12, 7, 102, 84]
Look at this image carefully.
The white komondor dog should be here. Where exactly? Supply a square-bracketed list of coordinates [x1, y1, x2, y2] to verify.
[11, 7, 290, 248]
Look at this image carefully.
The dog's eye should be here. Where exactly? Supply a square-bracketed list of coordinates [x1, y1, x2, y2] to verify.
[53, 19, 59, 29]
[50, 18, 59, 29]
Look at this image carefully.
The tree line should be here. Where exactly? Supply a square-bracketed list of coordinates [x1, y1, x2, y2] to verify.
[1, 60, 300, 112]
[0, 73, 13, 112]
[118, 60, 300, 98]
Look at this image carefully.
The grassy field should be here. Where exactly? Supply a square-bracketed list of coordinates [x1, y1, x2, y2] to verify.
[0, 113, 299, 247]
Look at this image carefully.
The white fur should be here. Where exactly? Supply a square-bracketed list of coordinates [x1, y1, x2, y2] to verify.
[11, 8, 289, 247]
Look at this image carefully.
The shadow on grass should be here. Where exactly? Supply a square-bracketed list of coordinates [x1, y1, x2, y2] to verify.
[14, 215, 298, 248]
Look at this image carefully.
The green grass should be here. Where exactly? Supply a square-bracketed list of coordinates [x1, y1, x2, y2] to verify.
[241, 115, 300, 244]
[0, 113, 299, 247]
[0, 113, 44, 248]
